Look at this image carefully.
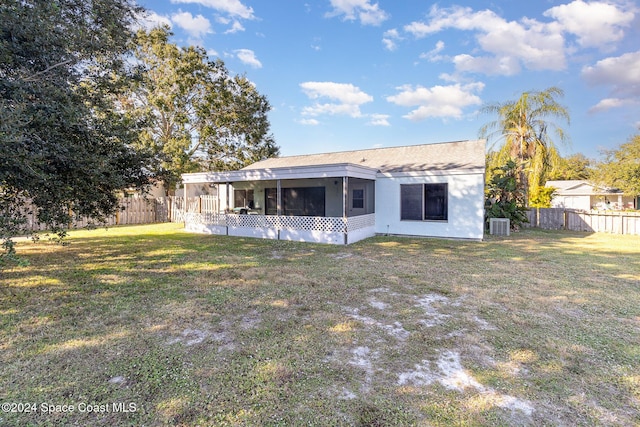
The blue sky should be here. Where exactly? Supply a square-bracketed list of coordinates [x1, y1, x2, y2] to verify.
[136, 0, 640, 160]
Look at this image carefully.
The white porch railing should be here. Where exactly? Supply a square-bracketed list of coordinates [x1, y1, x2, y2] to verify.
[346, 213, 376, 231]
[184, 212, 376, 244]
[184, 212, 375, 232]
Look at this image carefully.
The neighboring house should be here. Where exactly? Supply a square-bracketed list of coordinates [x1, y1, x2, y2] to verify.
[122, 181, 168, 199]
[181, 139, 486, 244]
[546, 180, 636, 211]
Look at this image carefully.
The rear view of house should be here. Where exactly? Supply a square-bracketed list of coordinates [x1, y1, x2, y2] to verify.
[546, 180, 636, 211]
[181, 139, 486, 244]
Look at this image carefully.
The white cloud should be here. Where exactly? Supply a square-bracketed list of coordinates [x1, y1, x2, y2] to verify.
[301, 82, 373, 105]
[404, 6, 503, 37]
[382, 39, 395, 51]
[588, 97, 638, 113]
[235, 49, 262, 68]
[382, 28, 401, 51]
[368, 114, 390, 126]
[171, 11, 213, 38]
[303, 103, 364, 117]
[170, 0, 255, 19]
[453, 54, 521, 76]
[326, 0, 389, 26]
[225, 20, 245, 34]
[299, 118, 320, 126]
[582, 50, 640, 111]
[582, 51, 640, 90]
[478, 17, 566, 71]
[544, 0, 635, 49]
[402, 2, 637, 77]
[311, 36, 322, 51]
[386, 82, 484, 121]
[300, 82, 373, 118]
[135, 11, 172, 30]
[419, 40, 446, 62]
[404, 5, 567, 75]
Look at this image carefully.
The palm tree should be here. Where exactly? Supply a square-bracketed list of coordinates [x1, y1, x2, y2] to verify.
[480, 87, 570, 206]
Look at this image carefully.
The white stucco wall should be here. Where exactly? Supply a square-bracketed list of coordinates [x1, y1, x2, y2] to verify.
[551, 194, 635, 211]
[374, 172, 485, 240]
[551, 195, 590, 211]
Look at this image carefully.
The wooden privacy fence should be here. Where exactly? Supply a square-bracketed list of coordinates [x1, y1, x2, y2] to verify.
[20, 196, 222, 232]
[24, 197, 174, 232]
[525, 208, 640, 235]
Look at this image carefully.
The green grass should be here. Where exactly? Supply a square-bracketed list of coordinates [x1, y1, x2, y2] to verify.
[1, 223, 639, 426]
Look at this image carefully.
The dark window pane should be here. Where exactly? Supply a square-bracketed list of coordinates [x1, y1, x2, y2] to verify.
[234, 190, 245, 207]
[425, 184, 447, 220]
[284, 188, 304, 215]
[401, 184, 422, 220]
[265, 188, 277, 215]
[280, 187, 325, 216]
[352, 189, 364, 209]
[234, 189, 254, 208]
[302, 187, 325, 216]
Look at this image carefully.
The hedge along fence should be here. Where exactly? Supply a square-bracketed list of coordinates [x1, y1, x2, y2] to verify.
[22, 197, 174, 232]
[525, 208, 640, 235]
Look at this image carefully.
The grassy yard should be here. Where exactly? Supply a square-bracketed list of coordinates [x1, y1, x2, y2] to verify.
[1, 223, 638, 426]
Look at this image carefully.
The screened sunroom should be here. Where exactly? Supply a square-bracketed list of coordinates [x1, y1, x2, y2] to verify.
[181, 163, 377, 244]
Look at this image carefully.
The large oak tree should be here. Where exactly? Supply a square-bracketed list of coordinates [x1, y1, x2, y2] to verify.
[126, 27, 279, 193]
[1, 0, 154, 259]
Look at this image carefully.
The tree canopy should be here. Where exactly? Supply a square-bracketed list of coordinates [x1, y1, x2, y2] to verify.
[548, 153, 592, 181]
[480, 87, 570, 206]
[125, 27, 279, 193]
[485, 160, 529, 229]
[1, 0, 153, 259]
[593, 134, 640, 197]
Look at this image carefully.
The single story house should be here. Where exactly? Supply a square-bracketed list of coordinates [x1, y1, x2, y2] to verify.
[180, 139, 486, 244]
[546, 180, 636, 211]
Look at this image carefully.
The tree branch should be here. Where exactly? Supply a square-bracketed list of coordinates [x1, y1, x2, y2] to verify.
[22, 59, 75, 82]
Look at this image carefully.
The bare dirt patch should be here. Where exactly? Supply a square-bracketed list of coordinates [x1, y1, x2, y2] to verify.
[330, 285, 535, 422]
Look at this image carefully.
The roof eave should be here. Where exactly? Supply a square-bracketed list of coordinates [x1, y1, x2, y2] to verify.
[377, 167, 485, 177]
[181, 163, 379, 184]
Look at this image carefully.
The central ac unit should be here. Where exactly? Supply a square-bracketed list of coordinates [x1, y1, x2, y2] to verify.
[489, 218, 510, 236]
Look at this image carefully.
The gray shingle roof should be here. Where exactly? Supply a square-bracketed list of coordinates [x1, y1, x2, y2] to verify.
[242, 139, 486, 173]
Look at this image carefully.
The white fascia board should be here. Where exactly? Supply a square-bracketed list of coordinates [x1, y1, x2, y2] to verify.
[557, 187, 623, 196]
[546, 180, 588, 190]
[376, 167, 485, 178]
[551, 181, 622, 196]
[181, 163, 378, 184]
[563, 183, 594, 192]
